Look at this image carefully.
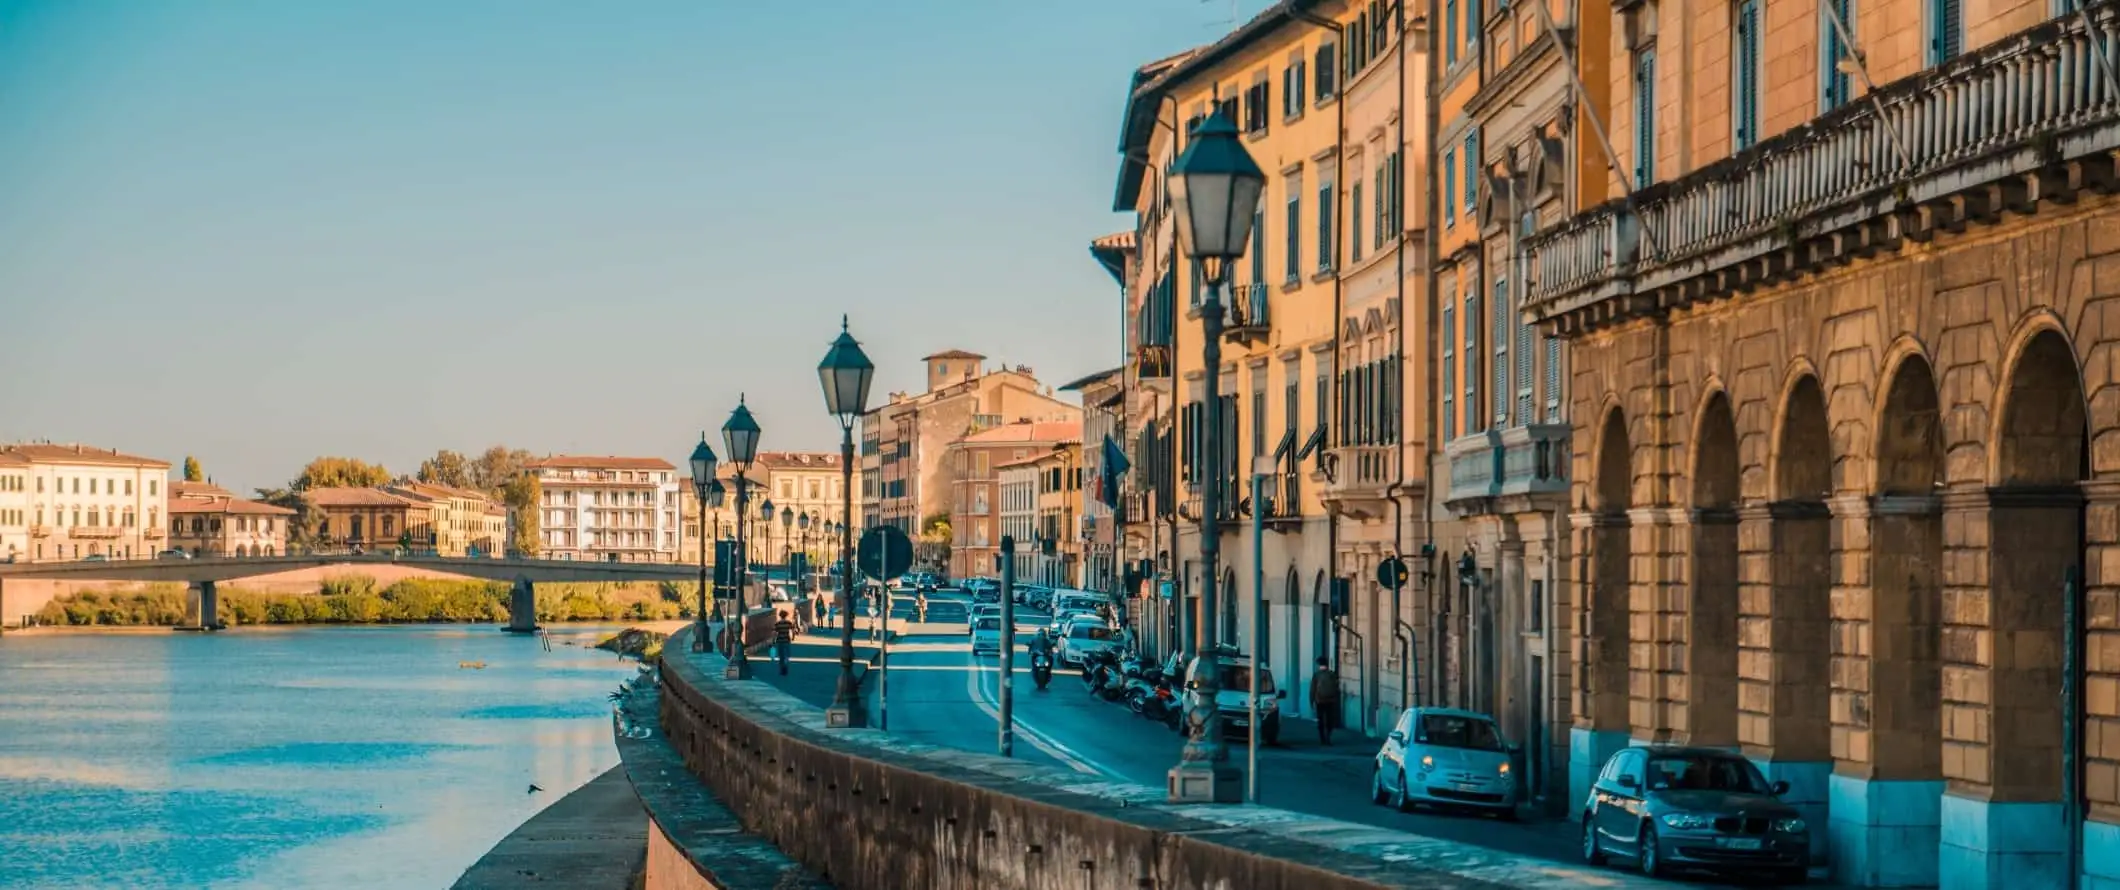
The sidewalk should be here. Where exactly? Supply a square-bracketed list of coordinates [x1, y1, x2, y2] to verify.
[747, 623, 881, 711]
[450, 766, 646, 890]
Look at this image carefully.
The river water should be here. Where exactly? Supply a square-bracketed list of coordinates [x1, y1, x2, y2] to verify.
[0, 624, 642, 889]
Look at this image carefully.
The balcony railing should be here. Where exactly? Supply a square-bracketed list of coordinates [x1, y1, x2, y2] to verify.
[28, 525, 49, 538]
[1525, 4, 2120, 329]
[69, 526, 123, 539]
[1224, 283, 1270, 343]
[1134, 344, 1173, 379]
[1444, 424, 1571, 511]
[1319, 445, 1395, 518]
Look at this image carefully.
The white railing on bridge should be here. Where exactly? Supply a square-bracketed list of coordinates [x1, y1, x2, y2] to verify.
[1526, 3, 2120, 315]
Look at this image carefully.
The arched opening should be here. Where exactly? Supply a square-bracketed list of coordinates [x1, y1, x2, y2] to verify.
[1764, 374, 1835, 768]
[1589, 407, 1633, 734]
[1988, 329, 2085, 807]
[1282, 566, 1300, 689]
[1869, 355, 1945, 793]
[1688, 392, 1742, 747]
[1313, 570, 1332, 717]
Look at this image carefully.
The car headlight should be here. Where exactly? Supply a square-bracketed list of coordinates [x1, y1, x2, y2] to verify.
[1774, 818, 1806, 834]
[1660, 813, 1714, 830]
[1497, 762, 1510, 775]
[1420, 755, 1434, 769]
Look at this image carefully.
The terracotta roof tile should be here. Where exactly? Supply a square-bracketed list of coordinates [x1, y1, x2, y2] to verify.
[957, 421, 1082, 445]
[167, 496, 295, 516]
[0, 443, 170, 468]
[921, 349, 986, 361]
[305, 487, 419, 508]
[525, 455, 676, 471]
[753, 451, 843, 470]
[171, 481, 235, 499]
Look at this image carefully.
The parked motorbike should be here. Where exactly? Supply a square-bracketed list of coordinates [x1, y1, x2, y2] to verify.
[1080, 649, 1117, 691]
[1030, 652, 1053, 690]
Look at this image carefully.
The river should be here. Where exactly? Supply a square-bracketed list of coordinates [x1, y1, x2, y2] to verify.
[0, 624, 642, 889]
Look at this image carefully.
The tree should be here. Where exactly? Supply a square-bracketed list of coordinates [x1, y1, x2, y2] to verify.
[416, 449, 470, 488]
[182, 456, 203, 482]
[292, 457, 391, 491]
[501, 473, 542, 556]
[917, 512, 951, 572]
[255, 487, 322, 550]
[468, 446, 534, 492]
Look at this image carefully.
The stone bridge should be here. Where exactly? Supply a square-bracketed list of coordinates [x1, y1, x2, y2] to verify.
[0, 554, 699, 633]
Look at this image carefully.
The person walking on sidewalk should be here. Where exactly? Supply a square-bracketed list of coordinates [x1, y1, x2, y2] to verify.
[1310, 657, 1341, 745]
[773, 613, 795, 675]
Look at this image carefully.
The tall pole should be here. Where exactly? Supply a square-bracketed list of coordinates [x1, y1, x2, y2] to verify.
[727, 477, 751, 679]
[1170, 278, 1238, 802]
[999, 534, 1017, 758]
[1248, 466, 1265, 802]
[695, 492, 710, 652]
[829, 428, 865, 727]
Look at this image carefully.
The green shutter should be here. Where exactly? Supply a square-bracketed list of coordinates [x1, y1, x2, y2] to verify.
[1635, 50, 1656, 185]
[1736, 0, 1760, 148]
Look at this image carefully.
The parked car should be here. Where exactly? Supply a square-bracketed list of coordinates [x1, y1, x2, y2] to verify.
[1580, 745, 1810, 883]
[965, 603, 999, 635]
[1207, 655, 1283, 745]
[1056, 618, 1117, 667]
[156, 549, 193, 560]
[970, 616, 1004, 657]
[1048, 608, 1094, 636]
[1371, 707, 1518, 818]
[80, 553, 108, 563]
[1051, 591, 1107, 619]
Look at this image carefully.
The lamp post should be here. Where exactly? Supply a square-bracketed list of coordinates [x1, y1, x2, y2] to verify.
[688, 436, 721, 652]
[722, 396, 762, 680]
[1165, 106, 1263, 804]
[780, 507, 794, 577]
[797, 512, 813, 594]
[818, 314, 876, 729]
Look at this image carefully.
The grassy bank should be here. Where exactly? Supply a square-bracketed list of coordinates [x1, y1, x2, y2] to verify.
[32, 578, 706, 627]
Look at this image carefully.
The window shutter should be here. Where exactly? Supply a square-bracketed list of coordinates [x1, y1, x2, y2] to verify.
[1251, 208, 1266, 285]
[1515, 283, 1535, 422]
[1492, 278, 1508, 425]
[1464, 133, 1478, 215]
[1295, 60, 1307, 111]
[1929, 0, 1960, 63]
[1735, 0, 1761, 148]
[1282, 67, 1294, 118]
[1373, 161, 1386, 250]
[1465, 291, 1481, 431]
[1545, 336, 1563, 423]
[1442, 305, 1457, 439]
[1635, 50, 1656, 185]
[1285, 189, 1301, 281]
[1318, 179, 1335, 271]
[1443, 150, 1456, 226]
[1352, 181, 1365, 262]
[1822, 0, 1851, 110]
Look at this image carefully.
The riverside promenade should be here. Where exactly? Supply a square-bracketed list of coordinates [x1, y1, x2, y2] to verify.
[451, 766, 648, 890]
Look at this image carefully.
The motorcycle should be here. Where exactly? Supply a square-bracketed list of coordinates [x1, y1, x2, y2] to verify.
[1080, 649, 1117, 691]
[1030, 651, 1053, 690]
[1095, 651, 1140, 702]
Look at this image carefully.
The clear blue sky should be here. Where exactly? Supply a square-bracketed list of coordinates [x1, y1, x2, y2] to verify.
[0, 0, 1271, 493]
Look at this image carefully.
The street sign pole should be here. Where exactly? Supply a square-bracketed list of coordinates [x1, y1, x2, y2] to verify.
[999, 534, 1017, 758]
[845, 525, 913, 731]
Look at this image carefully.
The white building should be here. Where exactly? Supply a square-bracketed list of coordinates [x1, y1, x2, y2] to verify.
[526, 455, 680, 562]
[997, 458, 1038, 581]
[0, 442, 172, 562]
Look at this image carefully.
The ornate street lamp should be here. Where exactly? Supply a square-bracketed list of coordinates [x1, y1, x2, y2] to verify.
[760, 497, 776, 579]
[818, 314, 876, 728]
[721, 396, 762, 680]
[797, 511, 813, 593]
[1165, 105, 1263, 804]
[780, 506, 794, 569]
[688, 435, 720, 652]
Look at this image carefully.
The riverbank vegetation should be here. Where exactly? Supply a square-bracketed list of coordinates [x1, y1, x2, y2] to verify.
[32, 578, 701, 627]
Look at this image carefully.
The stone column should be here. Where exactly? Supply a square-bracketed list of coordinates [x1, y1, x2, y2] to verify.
[2080, 480, 2120, 888]
[1632, 507, 1686, 742]
[507, 577, 538, 634]
[192, 581, 219, 631]
[1570, 508, 1633, 813]
[1732, 501, 1835, 862]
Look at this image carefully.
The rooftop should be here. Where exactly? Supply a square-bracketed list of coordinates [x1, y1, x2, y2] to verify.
[957, 420, 1082, 446]
[304, 487, 418, 508]
[753, 451, 844, 470]
[167, 496, 295, 516]
[0, 442, 171, 469]
[921, 349, 986, 362]
[527, 455, 677, 472]
[171, 481, 235, 499]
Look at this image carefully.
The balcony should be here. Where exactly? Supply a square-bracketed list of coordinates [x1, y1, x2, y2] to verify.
[1223, 283, 1270, 345]
[1443, 424, 1571, 515]
[1319, 445, 1396, 519]
[1134, 344, 1173, 379]
[1525, 6, 2120, 333]
[145, 528, 165, 540]
[69, 526, 123, 539]
[28, 525, 49, 538]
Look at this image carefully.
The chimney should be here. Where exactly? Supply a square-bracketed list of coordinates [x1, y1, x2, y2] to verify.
[74, 444, 83, 454]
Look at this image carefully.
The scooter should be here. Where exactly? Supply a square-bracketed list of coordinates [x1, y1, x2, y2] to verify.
[1030, 652, 1054, 690]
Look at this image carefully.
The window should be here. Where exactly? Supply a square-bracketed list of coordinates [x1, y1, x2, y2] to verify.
[1317, 176, 1336, 271]
[1463, 133, 1478, 212]
[1442, 303, 1457, 438]
[1244, 79, 1270, 134]
[1252, 387, 1267, 465]
[1351, 180, 1365, 262]
[1493, 274, 1510, 426]
[1315, 368, 1330, 453]
[1285, 176, 1302, 283]
[1546, 336, 1564, 422]
[124, 480, 132, 495]
[1250, 208, 1266, 287]
[1465, 290, 1482, 433]
[1443, 149, 1456, 226]
[1515, 278, 1535, 423]
[1372, 159, 1387, 250]
[1634, 49, 1657, 186]
[1315, 43, 1338, 100]
[1821, 0, 1851, 110]
[1445, 0, 1459, 66]
[1733, 0, 1762, 149]
[1283, 59, 1307, 119]
[1928, 0, 1961, 65]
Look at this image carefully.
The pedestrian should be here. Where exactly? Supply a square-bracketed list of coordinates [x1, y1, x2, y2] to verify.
[1310, 657, 1340, 745]
[815, 594, 827, 627]
[773, 613, 795, 674]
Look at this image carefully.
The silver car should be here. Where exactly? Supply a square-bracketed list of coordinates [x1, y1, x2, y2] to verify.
[1581, 745, 1810, 884]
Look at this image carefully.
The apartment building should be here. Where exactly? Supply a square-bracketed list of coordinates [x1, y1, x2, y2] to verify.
[0, 443, 171, 562]
[308, 487, 424, 550]
[860, 350, 1080, 541]
[943, 420, 1080, 581]
[526, 455, 680, 562]
[1030, 443, 1085, 588]
[1059, 365, 1126, 594]
[387, 481, 508, 557]
[1112, 0, 1373, 722]
[997, 458, 1038, 580]
[165, 481, 293, 557]
[1519, 0, 2120, 883]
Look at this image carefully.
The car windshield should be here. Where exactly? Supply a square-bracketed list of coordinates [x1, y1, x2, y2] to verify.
[1220, 664, 1275, 694]
[1070, 625, 1111, 640]
[1060, 597, 1100, 612]
[1645, 754, 1771, 794]
[1416, 714, 1505, 751]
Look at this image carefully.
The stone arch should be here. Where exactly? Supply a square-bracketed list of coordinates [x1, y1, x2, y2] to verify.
[1687, 390, 1741, 747]
[1982, 326, 2085, 806]
[1749, 372, 1835, 793]
[1866, 352, 1945, 791]
[1587, 406, 1632, 732]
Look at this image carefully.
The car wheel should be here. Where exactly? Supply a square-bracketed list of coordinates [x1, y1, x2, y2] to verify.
[1493, 806, 1519, 822]
[1581, 818, 1607, 865]
[1370, 766, 1389, 805]
[1391, 770, 1412, 812]
[1637, 823, 1664, 878]
[1772, 866, 1808, 886]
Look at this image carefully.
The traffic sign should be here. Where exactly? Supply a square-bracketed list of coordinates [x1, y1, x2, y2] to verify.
[1376, 556, 1409, 591]
[857, 525, 913, 582]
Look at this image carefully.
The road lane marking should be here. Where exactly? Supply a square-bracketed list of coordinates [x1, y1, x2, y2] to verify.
[964, 653, 1126, 780]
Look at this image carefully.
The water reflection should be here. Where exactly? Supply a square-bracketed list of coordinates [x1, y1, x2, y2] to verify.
[0, 625, 636, 890]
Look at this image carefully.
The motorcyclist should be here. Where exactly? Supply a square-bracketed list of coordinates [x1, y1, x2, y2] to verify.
[1027, 628, 1056, 662]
